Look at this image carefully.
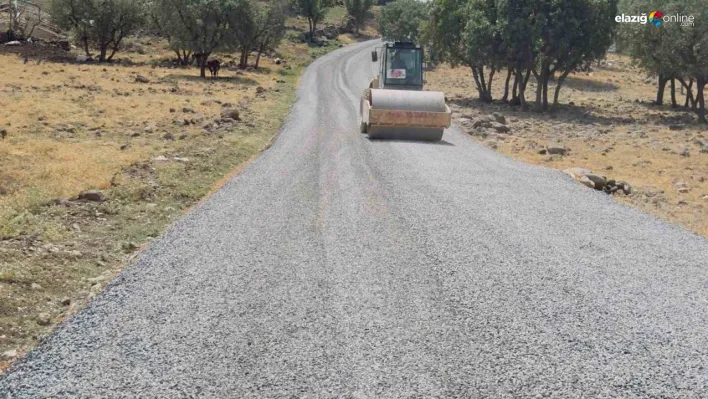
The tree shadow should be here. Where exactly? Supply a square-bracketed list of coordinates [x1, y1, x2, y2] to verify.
[560, 75, 618, 92]
[366, 137, 455, 146]
[448, 96, 699, 128]
[163, 74, 259, 86]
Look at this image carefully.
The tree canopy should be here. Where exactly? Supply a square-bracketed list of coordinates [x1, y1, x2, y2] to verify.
[619, 0, 708, 122]
[424, 0, 618, 108]
[50, 0, 144, 62]
[378, 0, 428, 43]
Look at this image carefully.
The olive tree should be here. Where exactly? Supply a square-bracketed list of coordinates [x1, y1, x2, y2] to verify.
[379, 0, 428, 43]
[50, 0, 144, 62]
[344, 0, 373, 34]
[620, 0, 708, 122]
[152, 0, 234, 77]
[296, 0, 332, 42]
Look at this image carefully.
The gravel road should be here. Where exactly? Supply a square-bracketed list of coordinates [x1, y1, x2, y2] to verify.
[2, 40, 707, 398]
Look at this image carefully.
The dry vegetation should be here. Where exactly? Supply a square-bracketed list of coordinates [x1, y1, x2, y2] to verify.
[427, 52, 708, 238]
[0, 6, 378, 370]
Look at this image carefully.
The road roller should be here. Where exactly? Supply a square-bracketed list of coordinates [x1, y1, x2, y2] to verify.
[360, 42, 452, 141]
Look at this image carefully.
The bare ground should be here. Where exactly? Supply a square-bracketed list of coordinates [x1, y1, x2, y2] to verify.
[426, 53, 708, 239]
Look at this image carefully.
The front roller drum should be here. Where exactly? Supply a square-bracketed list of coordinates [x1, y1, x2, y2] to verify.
[361, 89, 451, 141]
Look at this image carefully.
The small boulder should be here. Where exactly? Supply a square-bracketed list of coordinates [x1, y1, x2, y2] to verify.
[584, 173, 607, 189]
[221, 108, 240, 120]
[2, 350, 18, 360]
[134, 75, 150, 83]
[492, 112, 506, 125]
[256, 86, 266, 95]
[489, 122, 510, 133]
[78, 190, 105, 202]
[546, 145, 568, 155]
[578, 175, 595, 189]
[121, 242, 139, 251]
[36, 313, 51, 326]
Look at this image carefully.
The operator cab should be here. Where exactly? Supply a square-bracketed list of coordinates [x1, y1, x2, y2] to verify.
[372, 42, 424, 91]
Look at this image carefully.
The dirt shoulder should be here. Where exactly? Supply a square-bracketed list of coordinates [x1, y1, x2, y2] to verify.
[426, 53, 708, 238]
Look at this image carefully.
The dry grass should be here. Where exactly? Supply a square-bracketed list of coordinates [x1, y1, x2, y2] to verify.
[426, 53, 708, 238]
[0, 34, 332, 370]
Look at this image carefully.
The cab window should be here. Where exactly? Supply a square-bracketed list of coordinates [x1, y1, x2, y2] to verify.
[385, 48, 422, 86]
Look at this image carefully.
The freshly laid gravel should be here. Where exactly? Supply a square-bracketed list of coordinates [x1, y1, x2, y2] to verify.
[1, 40, 707, 398]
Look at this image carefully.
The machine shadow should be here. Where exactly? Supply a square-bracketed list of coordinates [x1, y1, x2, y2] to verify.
[365, 138, 455, 146]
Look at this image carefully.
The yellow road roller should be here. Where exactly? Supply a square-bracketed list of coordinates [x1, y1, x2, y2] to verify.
[360, 42, 452, 141]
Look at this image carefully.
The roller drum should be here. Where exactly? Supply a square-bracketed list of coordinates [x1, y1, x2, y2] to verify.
[363, 89, 451, 141]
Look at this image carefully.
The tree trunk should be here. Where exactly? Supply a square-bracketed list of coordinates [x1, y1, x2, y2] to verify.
[471, 67, 481, 97]
[696, 78, 706, 123]
[239, 46, 250, 69]
[502, 69, 512, 102]
[518, 68, 532, 108]
[656, 75, 667, 105]
[308, 17, 315, 42]
[199, 52, 210, 78]
[542, 72, 549, 109]
[511, 69, 520, 105]
[82, 33, 91, 57]
[486, 69, 495, 100]
[670, 78, 677, 107]
[533, 67, 544, 111]
[98, 44, 108, 62]
[686, 79, 695, 108]
[553, 70, 571, 106]
[471, 66, 491, 103]
[255, 42, 266, 69]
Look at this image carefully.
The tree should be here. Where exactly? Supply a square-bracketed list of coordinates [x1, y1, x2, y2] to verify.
[530, 0, 618, 110]
[427, 0, 504, 102]
[344, 0, 373, 34]
[618, 0, 677, 105]
[426, 0, 616, 108]
[227, 0, 257, 68]
[253, 1, 287, 68]
[7, 0, 46, 40]
[50, 0, 144, 62]
[296, 0, 331, 42]
[145, 0, 193, 65]
[228, 0, 286, 68]
[620, 0, 708, 122]
[379, 0, 428, 43]
[152, 0, 233, 77]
